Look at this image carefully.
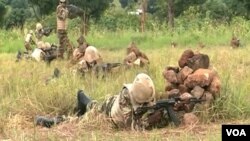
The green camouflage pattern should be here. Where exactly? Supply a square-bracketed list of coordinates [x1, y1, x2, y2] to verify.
[57, 29, 73, 59]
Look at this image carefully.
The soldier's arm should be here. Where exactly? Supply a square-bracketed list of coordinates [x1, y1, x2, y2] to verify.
[57, 6, 68, 20]
[30, 38, 36, 45]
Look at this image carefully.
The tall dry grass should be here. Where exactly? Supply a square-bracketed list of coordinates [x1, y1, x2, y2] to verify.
[0, 45, 250, 140]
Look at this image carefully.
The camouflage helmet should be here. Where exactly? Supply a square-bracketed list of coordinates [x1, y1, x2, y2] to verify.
[124, 73, 156, 110]
[36, 23, 43, 31]
[83, 46, 102, 63]
[37, 41, 51, 49]
[60, 0, 66, 3]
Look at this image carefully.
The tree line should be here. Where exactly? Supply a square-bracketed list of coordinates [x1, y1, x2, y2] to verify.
[0, 0, 250, 30]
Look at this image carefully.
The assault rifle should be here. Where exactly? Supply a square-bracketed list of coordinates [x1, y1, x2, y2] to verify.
[134, 97, 205, 127]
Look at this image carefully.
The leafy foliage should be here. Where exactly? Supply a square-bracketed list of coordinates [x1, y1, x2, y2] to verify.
[0, 0, 7, 24]
[3, 0, 31, 29]
[1, 0, 250, 31]
[70, 0, 113, 20]
[27, 0, 57, 17]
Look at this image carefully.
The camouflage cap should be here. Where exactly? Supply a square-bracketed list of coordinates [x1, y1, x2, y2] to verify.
[36, 23, 43, 31]
[124, 73, 156, 110]
[37, 41, 51, 49]
[83, 46, 101, 63]
[44, 42, 51, 48]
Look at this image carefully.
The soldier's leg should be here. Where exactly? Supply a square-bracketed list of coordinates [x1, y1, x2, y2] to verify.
[57, 30, 66, 59]
[99, 95, 117, 116]
[35, 90, 92, 128]
[24, 42, 32, 53]
[75, 90, 92, 117]
[63, 32, 73, 60]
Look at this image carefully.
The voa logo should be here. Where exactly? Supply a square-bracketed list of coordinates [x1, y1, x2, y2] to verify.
[226, 129, 246, 136]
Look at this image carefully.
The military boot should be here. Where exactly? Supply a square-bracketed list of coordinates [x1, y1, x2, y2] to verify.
[35, 115, 66, 128]
[75, 90, 94, 117]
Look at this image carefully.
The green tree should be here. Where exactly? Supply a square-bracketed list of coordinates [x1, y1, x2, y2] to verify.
[224, 0, 250, 20]
[4, 0, 31, 29]
[119, 0, 157, 13]
[70, 0, 113, 35]
[0, 0, 7, 25]
[27, 0, 57, 20]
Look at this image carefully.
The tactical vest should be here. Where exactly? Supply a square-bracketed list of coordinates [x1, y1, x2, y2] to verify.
[57, 18, 67, 30]
[56, 5, 68, 30]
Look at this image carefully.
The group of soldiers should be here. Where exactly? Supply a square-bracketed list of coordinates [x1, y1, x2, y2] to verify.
[22, 0, 149, 72]
[35, 48, 221, 131]
[22, 0, 72, 62]
[22, 0, 222, 131]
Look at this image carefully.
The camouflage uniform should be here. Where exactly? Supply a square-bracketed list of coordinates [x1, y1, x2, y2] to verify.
[34, 23, 44, 43]
[86, 73, 169, 130]
[35, 73, 168, 130]
[56, 0, 73, 59]
[24, 30, 35, 52]
[96, 87, 169, 130]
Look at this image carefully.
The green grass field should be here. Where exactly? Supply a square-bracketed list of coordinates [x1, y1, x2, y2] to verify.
[1, 28, 250, 140]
